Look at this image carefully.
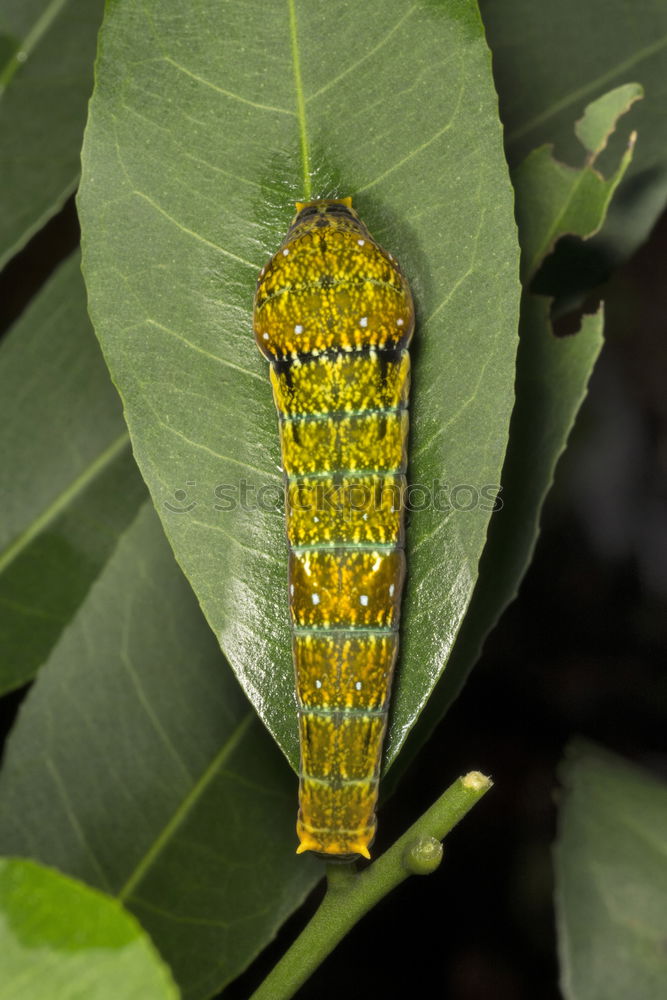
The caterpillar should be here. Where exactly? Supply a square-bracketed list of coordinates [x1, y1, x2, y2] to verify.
[253, 198, 414, 859]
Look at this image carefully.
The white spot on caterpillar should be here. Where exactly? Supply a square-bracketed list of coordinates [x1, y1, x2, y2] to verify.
[282, 248, 289, 256]
[355, 681, 362, 691]
[290, 583, 295, 595]
[359, 594, 369, 606]
[359, 316, 368, 328]
[389, 583, 395, 597]
[294, 323, 304, 334]
[396, 318, 404, 327]
[311, 593, 320, 605]
[315, 679, 322, 689]
[262, 332, 269, 340]
[313, 515, 319, 523]
[357, 239, 365, 246]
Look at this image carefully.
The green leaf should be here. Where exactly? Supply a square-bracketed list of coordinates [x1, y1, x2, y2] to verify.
[0, 503, 321, 1000]
[515, 84, 640, 281]
[78, 0, 520, 772]
[574, 83, 642, 159]
[0, 0, 105, 269]
[0, 252, 146, 695]
[481, 0, 667, 267]
[555, 742, 667, 1000]
[387, 85, 639, 776]
[0, 857, 179, 999]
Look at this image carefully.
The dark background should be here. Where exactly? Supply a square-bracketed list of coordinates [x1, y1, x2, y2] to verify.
[1, 197, 665, 1000]
[231, 204, 667, 999]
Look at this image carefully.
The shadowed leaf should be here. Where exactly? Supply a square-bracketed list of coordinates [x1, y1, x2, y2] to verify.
[515, 84, 641, 282]
[388, 85, 639, 776]
[482, 0, 667, 267]
[0, 0, 105, 268]
[0, 505, 321, 999]
[0, 252, 145, 694]
[555, 743, 667, 1000]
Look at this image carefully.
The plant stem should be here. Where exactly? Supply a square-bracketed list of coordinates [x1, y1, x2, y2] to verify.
[249, 771, 492, 1000]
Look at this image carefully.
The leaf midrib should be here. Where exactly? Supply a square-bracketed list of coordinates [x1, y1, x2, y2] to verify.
[507, 30, 667, 147]
[117, 711, 255, 901]
[0, 430, 130, 575]
[0, 0, 70, 95]
[288, 0, 311, 200]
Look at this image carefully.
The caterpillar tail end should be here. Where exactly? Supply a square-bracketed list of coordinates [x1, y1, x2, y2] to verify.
[296, 817, 374, 861]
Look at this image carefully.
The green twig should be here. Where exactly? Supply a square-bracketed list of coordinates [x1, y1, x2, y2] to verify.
[250, 771, 492, 1000]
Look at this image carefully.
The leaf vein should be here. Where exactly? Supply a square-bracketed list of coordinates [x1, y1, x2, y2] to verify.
[119, 595, 195, 786]
[306, 5, 417, 103]
[118, 712, 255, 901]
[132, 191, 259, 270]
[45, 759, 113, 891]
[355, 74, 465, 195]
[144, 318, 265, 382]
[162, 55, 295, 115]
[0, 433, 130, 575]
[507, 32, 667, 146]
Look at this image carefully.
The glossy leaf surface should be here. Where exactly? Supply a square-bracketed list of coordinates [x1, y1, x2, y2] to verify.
[78, 0, 520, 771]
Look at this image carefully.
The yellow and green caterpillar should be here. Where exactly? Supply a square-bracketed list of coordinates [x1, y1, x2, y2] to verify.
[253, 198, 414, 859]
